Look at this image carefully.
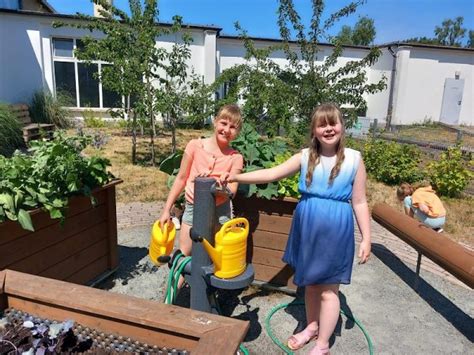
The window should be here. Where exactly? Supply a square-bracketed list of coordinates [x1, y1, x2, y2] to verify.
[52, 37, 122, 109]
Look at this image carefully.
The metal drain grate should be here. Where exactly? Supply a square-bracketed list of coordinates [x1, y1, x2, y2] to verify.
[2, 308, 189, 354]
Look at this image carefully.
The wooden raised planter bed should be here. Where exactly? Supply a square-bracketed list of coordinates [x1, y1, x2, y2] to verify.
[0, 269, 249, 354]
[0, 180, 122, 285]
[233, 194, 298, 289]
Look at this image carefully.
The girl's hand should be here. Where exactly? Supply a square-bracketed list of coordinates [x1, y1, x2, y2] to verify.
[219, 172, 236, 185]
[358, 239, 371, 264]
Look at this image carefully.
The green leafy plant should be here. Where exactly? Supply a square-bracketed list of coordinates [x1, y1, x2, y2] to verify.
[0, 104, 24, 157]
[158, 151, 185, 209]
[82, 109, 106, 128]
[363, 139, 425, 185]
[0, 133, 113, 231]
[271, 152, 300, 199]
[29, 90, 72, 128]
[231, 123, 291, 199]
[427, 145, 473, 197]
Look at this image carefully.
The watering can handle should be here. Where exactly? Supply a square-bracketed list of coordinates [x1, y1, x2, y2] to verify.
[221, 217, 249, 234]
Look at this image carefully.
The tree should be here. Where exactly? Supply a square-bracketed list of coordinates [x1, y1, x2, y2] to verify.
[467, 30, 473, 48]
[54, 0, 203, 162]
[333, 16, 376, 46]
[403, 16, 472, 48]
[435, 16, 466, 47]
[216, 0, 386, 145]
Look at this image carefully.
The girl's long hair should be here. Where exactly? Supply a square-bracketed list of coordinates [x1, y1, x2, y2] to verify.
[305, 103, 346, 187]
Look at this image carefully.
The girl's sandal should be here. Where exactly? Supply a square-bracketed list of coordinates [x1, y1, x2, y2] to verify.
[308, 343, 330, 355]
[287, 328, 318, 351]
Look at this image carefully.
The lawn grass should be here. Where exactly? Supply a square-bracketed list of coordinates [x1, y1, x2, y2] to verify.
[79, 126, 473, 248]
[381, 123, 474, 147]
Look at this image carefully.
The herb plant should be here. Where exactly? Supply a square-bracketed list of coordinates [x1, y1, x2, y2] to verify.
[0, 133, 113, 231]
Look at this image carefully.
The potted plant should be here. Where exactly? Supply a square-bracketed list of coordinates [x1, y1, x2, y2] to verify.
[0, 134, 121, 285]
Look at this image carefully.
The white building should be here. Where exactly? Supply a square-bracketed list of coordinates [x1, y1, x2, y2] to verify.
[0, 1, 472, 126]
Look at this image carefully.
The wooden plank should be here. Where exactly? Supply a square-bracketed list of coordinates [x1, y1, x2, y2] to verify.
[251, 230, 289, 251]
[65, 254, 109, 285]
[43, 241, 108, 282]
[256, 213, 293, 234]
[194, 324, 250, 355]
[9, 222, 107, 276]
[106, 185, 119, 270]
[8, 296, 198, 351]
[252, 247, 286, 268]
[234, 195, 298, 217]
[253, 263, 296, 289]
[0, 270, 6, 311]
[0, 205, 107, 269]
[3, 269, 248, 354]
[0, 190, 107, 243]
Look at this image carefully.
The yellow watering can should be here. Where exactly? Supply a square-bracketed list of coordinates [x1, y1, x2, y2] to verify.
[201, 218, 249, 279]
[149, 220, 176, 265]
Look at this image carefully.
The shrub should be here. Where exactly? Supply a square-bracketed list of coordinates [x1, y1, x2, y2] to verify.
[83, 109, 106, 128]
[29, 90, 72, 128]
[427, 145, 473, 197]
[0, 104, 24, 157]
[363, 139, 424, 185]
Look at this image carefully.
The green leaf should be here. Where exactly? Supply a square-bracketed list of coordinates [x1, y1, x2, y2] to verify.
[18, 209, 34, 231]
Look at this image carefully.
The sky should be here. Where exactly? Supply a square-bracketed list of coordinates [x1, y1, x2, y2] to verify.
[46, 0, 474, 45]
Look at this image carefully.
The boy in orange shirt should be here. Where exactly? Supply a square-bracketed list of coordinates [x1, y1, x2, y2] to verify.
[396, 183, 446, 231]
[159, 104, 244, 259]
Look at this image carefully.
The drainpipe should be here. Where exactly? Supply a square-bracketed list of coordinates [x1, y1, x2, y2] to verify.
[385, 45, 397, 130]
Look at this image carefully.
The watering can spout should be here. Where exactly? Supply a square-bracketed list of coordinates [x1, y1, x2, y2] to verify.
[202, 239, 223, 270]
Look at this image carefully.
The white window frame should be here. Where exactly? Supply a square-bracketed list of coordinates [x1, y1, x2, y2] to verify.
[52, 37, 122, 109]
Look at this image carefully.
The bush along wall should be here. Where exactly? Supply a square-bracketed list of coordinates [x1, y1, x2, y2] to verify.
[0, 133, 113, 231]
[0, 103, 24, 157]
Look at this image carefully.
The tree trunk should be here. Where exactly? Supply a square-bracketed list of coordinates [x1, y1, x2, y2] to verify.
[127, 95, 137, 165]
[147, 79, 156, 167]
[170, 110, 177, 154]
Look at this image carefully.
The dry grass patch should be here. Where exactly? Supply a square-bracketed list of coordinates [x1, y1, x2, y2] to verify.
[80, 127, 207, 203]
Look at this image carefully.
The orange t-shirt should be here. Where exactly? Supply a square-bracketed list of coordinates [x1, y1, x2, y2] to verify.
[411, 186, 446, 218]
[184, 138, 244, 205]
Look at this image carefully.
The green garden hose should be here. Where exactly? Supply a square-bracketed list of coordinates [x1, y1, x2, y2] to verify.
[264, 301, 374, 355]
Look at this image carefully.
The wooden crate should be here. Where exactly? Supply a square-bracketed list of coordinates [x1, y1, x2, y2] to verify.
[0, 269, 249, 354]
[0, 180, 121, 285]
[233, 195, 298, 289]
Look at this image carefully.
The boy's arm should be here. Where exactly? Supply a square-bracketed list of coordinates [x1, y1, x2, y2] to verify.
[160, 152, 193, 225]
[352, 159, 371, 264]
[226, 152, 302, 184]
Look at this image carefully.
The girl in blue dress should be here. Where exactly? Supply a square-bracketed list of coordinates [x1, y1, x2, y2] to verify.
[221, 103, 371, 354]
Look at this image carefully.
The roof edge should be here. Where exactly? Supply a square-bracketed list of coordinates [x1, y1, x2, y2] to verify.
[0, 8, 222, 33]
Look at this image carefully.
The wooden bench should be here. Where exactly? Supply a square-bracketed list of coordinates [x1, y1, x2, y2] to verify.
[10, 104, 55, 142]
[372, 203, 474, 290]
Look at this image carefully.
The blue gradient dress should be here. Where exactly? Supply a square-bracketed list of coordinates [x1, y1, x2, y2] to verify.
[283, 148, 361, 286]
